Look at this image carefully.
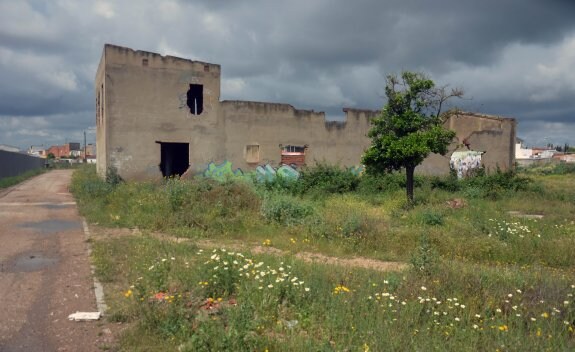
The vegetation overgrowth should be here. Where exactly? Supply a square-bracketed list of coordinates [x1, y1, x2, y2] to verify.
[0, 168, 45, 189]
[71, 164, 575, 351]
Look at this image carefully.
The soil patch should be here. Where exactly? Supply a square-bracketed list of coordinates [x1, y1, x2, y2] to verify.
[89, 225, 408, 272]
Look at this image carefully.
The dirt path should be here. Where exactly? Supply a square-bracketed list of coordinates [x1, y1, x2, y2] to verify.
[0, 170, 114, 352]
[90, 226, 409, 273]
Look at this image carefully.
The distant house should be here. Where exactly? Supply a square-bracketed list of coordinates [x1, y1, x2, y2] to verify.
[46, 143, 81, 159]
[515, 138, 559, 166]
[85, 143, 97, 157]
[515, 138, 532, 159]
[531, 147, 556, 159]
[28, 146, 46, 158]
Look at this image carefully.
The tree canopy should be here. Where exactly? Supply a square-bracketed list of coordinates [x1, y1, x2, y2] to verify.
[362, 71, 461, 203]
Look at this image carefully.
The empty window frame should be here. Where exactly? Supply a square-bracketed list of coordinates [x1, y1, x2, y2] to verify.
[281, 145, 306, 154]
[186, 84, 203, 115]
[281, 145, 307, 167]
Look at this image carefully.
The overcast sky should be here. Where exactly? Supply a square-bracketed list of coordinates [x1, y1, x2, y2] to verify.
[1, 0, 574, 150]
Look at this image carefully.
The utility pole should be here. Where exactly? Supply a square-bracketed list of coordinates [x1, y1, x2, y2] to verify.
[84, 130, 87, 163]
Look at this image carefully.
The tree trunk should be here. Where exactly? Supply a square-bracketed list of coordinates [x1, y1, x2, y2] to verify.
[406, 165, 415, 205]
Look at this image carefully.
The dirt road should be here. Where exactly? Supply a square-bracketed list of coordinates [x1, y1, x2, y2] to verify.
[0, 170, 112, 352]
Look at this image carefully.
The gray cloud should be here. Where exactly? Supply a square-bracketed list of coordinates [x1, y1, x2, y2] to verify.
[1, 0, 574, 149]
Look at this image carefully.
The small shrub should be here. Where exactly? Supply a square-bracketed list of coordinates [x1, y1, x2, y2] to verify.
[261, 194, 314, 226]
[420, 210, 444, 226]
[462, 186, 482, 199]
[296, 163, 360, 195]
[106, 166, 124, 186]
[410, 233, 439, 277]
[549, 162, 575, 175]
[358, 173, 403, 194]
[430, 170, 460, 192]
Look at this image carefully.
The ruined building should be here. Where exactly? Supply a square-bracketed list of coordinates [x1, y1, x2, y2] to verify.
[96, 44, 515, 180]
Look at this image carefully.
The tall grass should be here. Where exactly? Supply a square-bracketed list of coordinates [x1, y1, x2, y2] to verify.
[96, 236, 575, 351]
[73, 164, 575, 350]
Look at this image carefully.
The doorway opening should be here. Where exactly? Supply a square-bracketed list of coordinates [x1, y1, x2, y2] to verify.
[157, 142, 189, 177]
[186, 84, 203, 115]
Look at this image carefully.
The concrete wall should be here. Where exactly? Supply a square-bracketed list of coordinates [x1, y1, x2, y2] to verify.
[418, 112, 516, 175]
[97, 44, 516, 180]
[0, 150, 45, 179]
[98, 44, 223, 180]
[220, 102, 375, 172]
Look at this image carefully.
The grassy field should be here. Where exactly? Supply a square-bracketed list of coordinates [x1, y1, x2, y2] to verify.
[71, 164, 575, 351]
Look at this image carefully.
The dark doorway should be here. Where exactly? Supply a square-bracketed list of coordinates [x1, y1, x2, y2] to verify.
[186, 84, 203, 115]
[157, 142, 189, 177]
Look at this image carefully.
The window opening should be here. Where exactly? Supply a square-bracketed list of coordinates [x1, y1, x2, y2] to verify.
[186, 84, 203, 115]
[280, 144, 307, 167]
[101, 84, 104, 121]
[142, 58, 149, 66]
[157, 142, 190, 177]
[282, 145, 306, 154]
[96, 91, 100, 125]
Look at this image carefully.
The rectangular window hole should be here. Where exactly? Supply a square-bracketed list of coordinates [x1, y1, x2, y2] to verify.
[186, 84, 203, 115]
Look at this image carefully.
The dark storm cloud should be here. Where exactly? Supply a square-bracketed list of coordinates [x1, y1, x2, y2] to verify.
[0, 0, 574, 149]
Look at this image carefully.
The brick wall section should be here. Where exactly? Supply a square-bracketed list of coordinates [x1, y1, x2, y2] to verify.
[281, 154, 306, 167]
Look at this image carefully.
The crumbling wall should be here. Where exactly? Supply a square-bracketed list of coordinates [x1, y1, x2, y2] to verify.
[100, 44, 224, 180]
[98, 45, 516, 180]
[219, 101, 375, 172]
[417, 112, 516, 175]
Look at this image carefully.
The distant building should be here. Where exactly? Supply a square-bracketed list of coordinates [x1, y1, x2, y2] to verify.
[46, 143, 81, 159]
[28, 145, 46, 158]
[85, 143, 96, 157]
[515, 139, 532, 159]
[531, 147, 556, 159]
[553, 153, 575, 163]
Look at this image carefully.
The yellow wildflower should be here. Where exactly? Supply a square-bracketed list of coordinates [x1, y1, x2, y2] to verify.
[333, 285, 351, 294]
[124, 289, 133, 298]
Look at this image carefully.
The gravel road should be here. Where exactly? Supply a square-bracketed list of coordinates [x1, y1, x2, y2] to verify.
[0, 170, 113, 352]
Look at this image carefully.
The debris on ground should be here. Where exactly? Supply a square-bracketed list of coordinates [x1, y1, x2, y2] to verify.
[67, 311, 101, 321]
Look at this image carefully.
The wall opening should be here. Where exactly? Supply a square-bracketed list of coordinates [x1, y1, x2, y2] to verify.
[280, 144, 307, 167]
[157, 142, 189, 177]
[186, 84, 203, 115]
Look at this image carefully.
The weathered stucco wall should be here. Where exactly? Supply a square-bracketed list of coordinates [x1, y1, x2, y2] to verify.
[220, 102, 375, 171]
[95, 50, 107, 177]
[99, 44, 224, 180]
[417, 112, 516, 175]
[97, 44, 516, 180]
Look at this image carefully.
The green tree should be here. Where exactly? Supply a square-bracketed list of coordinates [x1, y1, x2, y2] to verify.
[47, 153, 55, 160]
[362, 71, 461, 204]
